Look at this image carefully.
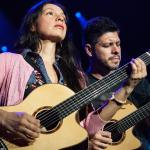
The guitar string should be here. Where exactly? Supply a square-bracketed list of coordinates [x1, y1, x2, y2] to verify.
[36, 53, 150, 129]
[87, 52, 150, 133]
[37, 55, 131, 123]
[0, 139, 7, 149]
[0, 55, 128, 146]
[39, 53, 150, 130]
[39, 66, 128, 126]
[104, 101, 150, 132]
[37, 52, 150, 128]
[120, 102, 150, 132]
[42, 69, 149, 130]
[2, 52, 150, 148]
[4, 101, 150, 150]
[0, 71, 127, 149]
[104, 52, 150, 132]
[80, 53, 150, 133]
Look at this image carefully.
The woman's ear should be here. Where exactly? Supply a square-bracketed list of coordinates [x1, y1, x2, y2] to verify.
[30, 24, 36, 32]
[85, 43, 93, 57]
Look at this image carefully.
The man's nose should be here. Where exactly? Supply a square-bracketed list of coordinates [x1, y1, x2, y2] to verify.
[112, 45, 120, 54]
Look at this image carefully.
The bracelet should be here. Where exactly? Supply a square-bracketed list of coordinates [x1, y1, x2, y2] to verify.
[110, 93, 127, 106]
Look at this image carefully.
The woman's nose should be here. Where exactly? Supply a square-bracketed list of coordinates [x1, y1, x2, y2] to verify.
[56, 15, 65, 22]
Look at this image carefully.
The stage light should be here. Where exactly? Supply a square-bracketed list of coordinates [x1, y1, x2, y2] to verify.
[75, 12, 87, 29]
[75, 12, 81, 18]
[1, 46, 8, 52]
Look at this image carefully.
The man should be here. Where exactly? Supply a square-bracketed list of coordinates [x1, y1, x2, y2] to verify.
[82, 16, 150, 149]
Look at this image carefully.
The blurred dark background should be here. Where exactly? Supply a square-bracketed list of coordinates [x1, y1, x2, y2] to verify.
[0, 0, 150, 68]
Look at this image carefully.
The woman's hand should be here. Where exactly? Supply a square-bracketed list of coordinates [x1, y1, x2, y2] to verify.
[89, 130, 112, 150]
[0, 110, 40, 143]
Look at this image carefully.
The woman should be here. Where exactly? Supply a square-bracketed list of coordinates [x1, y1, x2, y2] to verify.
[0, 0, 147, 149]
[0, 0, 86, 147]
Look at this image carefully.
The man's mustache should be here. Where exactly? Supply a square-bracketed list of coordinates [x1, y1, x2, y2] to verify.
[109, 55, 121, 60]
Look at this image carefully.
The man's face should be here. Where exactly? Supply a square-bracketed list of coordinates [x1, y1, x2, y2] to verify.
[93, 31, 121, 70]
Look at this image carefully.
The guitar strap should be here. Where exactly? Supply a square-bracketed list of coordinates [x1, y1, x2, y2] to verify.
[23, 54, 46, 98]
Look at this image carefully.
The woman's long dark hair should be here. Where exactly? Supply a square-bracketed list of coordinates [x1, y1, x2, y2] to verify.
[15, 0, 86, 92]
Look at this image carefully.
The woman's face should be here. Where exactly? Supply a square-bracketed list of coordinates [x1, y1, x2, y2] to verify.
[34, 3, 67, 42]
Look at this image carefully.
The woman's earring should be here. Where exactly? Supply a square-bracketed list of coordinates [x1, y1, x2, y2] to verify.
[60, 42, 63, 48]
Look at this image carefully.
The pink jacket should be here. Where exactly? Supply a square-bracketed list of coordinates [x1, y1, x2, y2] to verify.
[0, 52, 33, 105]
[0, 52, 107, 135]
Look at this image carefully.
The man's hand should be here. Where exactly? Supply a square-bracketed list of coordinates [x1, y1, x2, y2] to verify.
[89, 130, 112, 150]
[127, 58, 147, 88]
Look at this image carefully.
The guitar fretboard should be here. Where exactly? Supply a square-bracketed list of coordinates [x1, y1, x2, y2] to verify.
[49, 51, 150, 121]
[37, 51, 150, 127]
[105, 101, 150, 133]
[0, 139, 8, 150]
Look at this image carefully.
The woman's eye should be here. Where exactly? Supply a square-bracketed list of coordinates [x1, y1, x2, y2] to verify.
[47, 12, 53, 15]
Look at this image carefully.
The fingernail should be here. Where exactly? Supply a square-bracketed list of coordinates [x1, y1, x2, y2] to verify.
[131, 58, 135, 61]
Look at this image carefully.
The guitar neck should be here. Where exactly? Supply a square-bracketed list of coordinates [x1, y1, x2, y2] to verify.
[0, 139, 8, 150]
[106, 101, 150, 133]
[43, 51, 150, 126]
[52, 51, 150, 120]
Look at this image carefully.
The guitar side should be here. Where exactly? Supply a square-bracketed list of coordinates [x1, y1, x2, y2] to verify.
[106, 101, 141, 150]
[0, 84, 88, 150]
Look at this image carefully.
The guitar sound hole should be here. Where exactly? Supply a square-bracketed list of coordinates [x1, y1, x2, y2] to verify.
[34, 107, 62, 133]
[104, 121, 125, 145]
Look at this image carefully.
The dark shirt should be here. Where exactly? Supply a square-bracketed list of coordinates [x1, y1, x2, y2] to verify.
[128, 65, 150, 107]
[128, 78, 150, 107]
[87, 73, 121, 110]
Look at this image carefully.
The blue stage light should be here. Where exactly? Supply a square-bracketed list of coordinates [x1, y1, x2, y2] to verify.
[75, 12, 81, 18]
[75, 12, 87, 29]
[1, 46, 8, 52]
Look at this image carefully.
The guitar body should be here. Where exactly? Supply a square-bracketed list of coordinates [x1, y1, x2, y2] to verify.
[106, 102, 141, 150]
[0, 84, 88, 150]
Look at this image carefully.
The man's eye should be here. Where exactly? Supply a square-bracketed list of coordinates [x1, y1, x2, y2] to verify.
[103, 44, 110, 47]
[117, 43, 120, 47]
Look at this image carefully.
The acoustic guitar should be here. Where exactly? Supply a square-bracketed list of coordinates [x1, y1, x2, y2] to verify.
[0, 51, 150, 149]
[106, 100, 150, 150]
